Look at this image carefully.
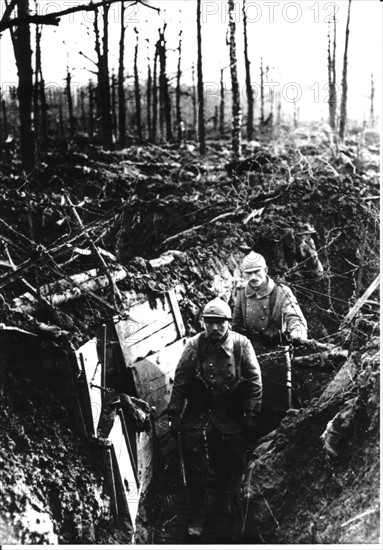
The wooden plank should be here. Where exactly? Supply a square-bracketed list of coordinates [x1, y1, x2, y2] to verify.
[119, 323, 179, 367]
[131, 339, 186, 417]
[109, 415, 140, 527]
[74, 338, 102, 437]
[167, 289, 186, 338]
[116, 311, 174, 349]
[136, 431, 154, 496]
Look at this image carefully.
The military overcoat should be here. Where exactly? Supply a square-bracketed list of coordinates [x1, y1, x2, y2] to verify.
[168, 330, 262, 434]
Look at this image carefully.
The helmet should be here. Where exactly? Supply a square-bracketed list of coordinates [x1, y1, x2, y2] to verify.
[242, 251, 267, 272]
[202, 298, 232, 320]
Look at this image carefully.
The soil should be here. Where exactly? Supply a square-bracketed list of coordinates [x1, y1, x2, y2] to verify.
[0, 125, 380, 544]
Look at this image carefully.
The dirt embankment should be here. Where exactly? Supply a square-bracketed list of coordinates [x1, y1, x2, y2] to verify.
[0, 127, 380, 544]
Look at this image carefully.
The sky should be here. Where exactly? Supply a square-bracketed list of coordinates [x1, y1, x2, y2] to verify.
[0, 0, 382, 123]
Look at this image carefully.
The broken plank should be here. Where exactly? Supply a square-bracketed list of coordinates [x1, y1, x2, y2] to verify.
[119, 323, 179, 367]
[167, 289, 186, 338]
[115, 311, 174, 349]
[131, 339, 186, 416]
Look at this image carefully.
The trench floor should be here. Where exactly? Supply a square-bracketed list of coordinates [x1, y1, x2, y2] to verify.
[150, 453, 240, 545]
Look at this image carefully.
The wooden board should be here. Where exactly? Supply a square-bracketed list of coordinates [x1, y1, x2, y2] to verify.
[136, 430, 154, 496]
[74, 338, 102, 437]
[109, 413, 140, 527]
[114, 289, 185, 368]
[131, 338, 186, 417]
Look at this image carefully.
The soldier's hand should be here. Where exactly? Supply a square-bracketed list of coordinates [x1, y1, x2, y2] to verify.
[168, 411, 182, 435]
[242, 410, 258, 429]
[289, 328, 307, 343]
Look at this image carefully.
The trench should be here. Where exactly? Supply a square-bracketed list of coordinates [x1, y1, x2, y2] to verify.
[1, 142, 379, 544]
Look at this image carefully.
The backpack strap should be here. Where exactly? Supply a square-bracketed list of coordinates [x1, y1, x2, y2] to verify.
[233, 336, 243, 380]
[195, 331, 206, 376]
[268, 283, 279, 318]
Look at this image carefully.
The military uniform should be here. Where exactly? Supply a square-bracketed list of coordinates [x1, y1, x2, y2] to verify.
[232, 252, 308, 439]
[232, 276, 307, 351]
[168, 329, 262, 523]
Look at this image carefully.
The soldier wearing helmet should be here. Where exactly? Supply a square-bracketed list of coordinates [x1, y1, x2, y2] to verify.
[168, 298, 262, 538]
[232, 251, 308, 437]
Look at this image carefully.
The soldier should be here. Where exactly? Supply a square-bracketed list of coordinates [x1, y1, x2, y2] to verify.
[167, 298, 262, 539]
[232, 251, 308, 438]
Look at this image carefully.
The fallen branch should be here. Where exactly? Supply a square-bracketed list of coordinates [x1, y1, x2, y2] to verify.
[148, 250, 187, 269]
[341, 508, 378, 528]
[341, 275, 380, 327]
[292, 349, 348, 370]
[12, 267, 127, 316]
[65, 194, 122, 304]
[160, 211, 238, 249]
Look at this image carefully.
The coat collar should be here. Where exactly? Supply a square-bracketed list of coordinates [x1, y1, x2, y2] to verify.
[205, 331, 233, 357]
[245, 276, 275, 298]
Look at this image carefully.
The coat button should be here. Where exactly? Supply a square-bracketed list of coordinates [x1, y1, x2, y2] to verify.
[261, 316, 266, 320]
[210, 374, 214, 378]
[227, 373, 232, 379]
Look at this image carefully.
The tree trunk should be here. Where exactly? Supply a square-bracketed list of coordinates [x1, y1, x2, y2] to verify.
[219, 68, 225, 135]
[134, 29, 143, 142]
[12, 0, 35, 169]
[151, 41, 159, 143]
[1, 100, 8, 139]
[369, 73, 375, 127]
[146, 63, 152, 140]
[176, 31, 183, 145]
[260, 57, 264, 125]
[339, 0, 352, 141]
[94, 5, 113, 148]
[66, 69, 75, 139]
[80, 90, 86, 132]
[111, 72, 117, 139]
[228, 0, 242, 159]
[191, 63, 197, 140]
[158, 25, 173, 142]
[243, 0, 254, 141]
[88, 81, 94, 138]
[327, 16, 337, 130]
[196, 0, 206, 154]
[118, 0, 126, 147]
[33, 22, 40, 148]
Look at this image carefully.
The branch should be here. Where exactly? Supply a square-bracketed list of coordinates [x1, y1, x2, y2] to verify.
[0, 0, 159, 33]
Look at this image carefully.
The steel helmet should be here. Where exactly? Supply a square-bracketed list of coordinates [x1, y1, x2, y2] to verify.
[202, 298, 232, 320]
[242, 251, 267, 272]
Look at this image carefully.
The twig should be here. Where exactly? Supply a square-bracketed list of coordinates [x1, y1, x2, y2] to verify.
[340, 508, 378, 527]
[64, 194, 122, 305]
[160, 211, 238, 248]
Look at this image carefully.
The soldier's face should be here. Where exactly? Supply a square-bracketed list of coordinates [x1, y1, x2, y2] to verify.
[245, 267, 268, 288]
[203, 318, 230, 340]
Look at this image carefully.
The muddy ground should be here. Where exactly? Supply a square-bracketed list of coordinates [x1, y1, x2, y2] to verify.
[0, 124, 380, 544]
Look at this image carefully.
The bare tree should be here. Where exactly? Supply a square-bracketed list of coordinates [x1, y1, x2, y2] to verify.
[327, 15, 337, 130]
[118, 0, 127, 146]
[9, 0, 35, 169]
[219, 67, 226, 135]
[134, 28, 143, 142]
[146, 62, 152, 140]
[228, 0, 241, 159]
[260, 57, 265, 125]
[65, 66, 75, 139]
[369, 73, 375, 128]
[158, 24, 173, 141]
[196, 0, 206, 154]
[150, 40, 159, 143]
[175, 30, 183, 145]
[339, 0, 352, 141]
[243, 0, 254, 141]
